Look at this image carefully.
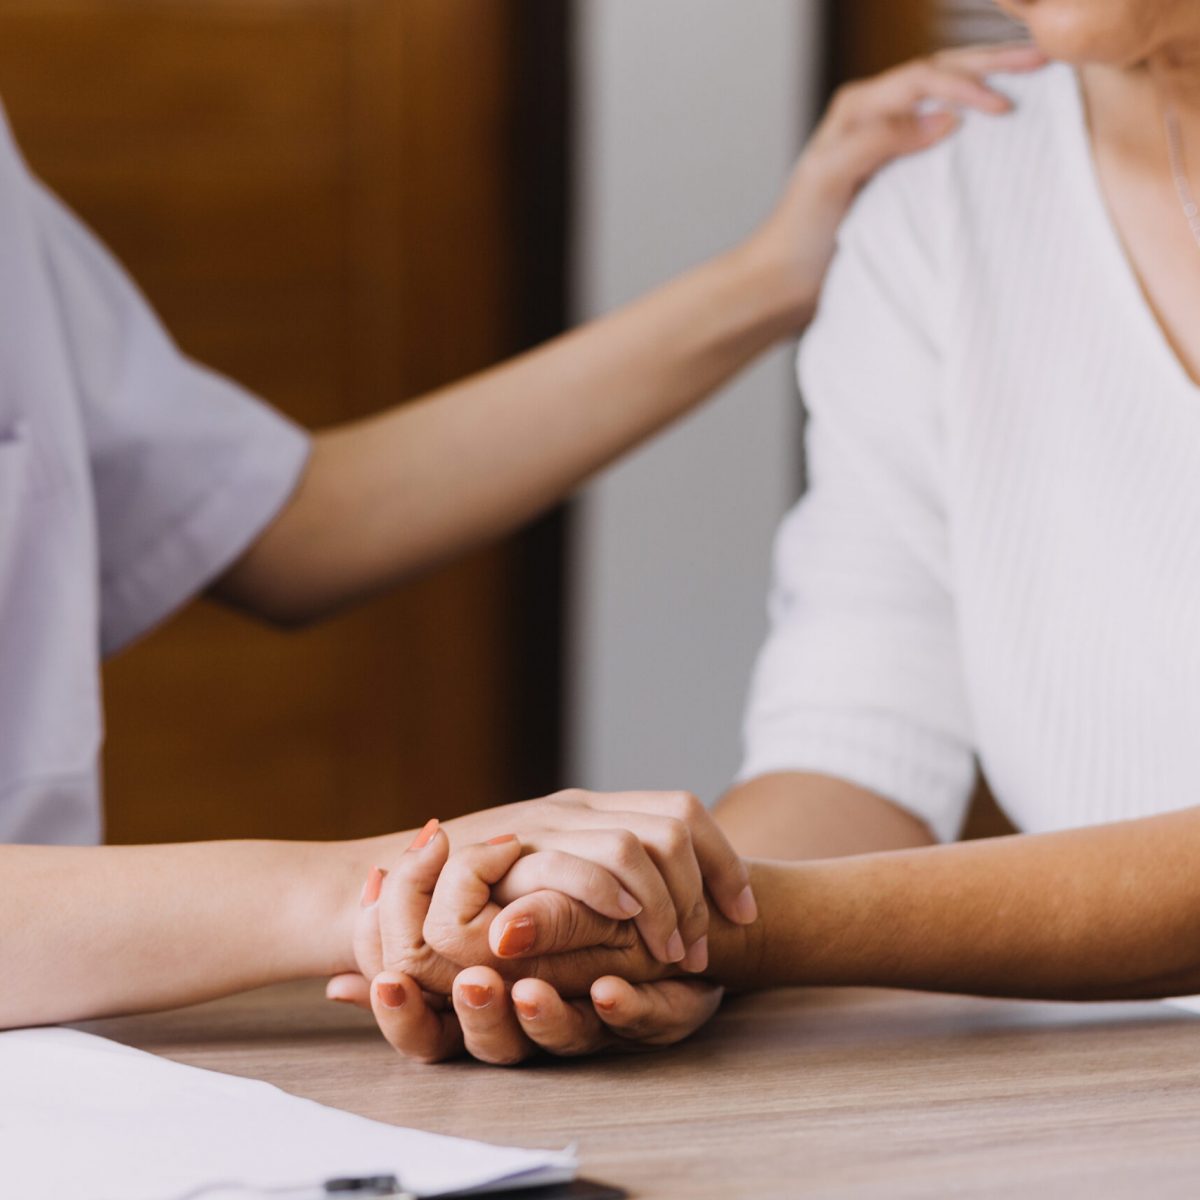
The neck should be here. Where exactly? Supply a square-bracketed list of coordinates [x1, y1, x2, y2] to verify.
[1148, 41, 1200, 120]
[1082, 55, 1200, 167]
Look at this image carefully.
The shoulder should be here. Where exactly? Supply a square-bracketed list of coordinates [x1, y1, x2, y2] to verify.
[835, 63, 1079, 273]
[0, 97, 33, 187]
[851, 64, 1077, 217]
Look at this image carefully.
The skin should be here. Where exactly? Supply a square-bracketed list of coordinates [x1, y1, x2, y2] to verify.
[995, 2, 1200, 385]
[0, 45, 1044, 1034]
[349, 798, 1200, 1069]
[339, 777, 932, 1064]
[0, 791, 752, 1029]
[373, 2, 1200, 1065]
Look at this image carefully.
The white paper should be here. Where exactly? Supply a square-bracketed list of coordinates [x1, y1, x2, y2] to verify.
[0, 1027, 576, 1199]
[1166, 995, 1200, 1015]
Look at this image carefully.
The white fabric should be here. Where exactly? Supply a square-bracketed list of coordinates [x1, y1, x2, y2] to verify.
[740, 64, 1200, 842]
[0, 106, 310, 846]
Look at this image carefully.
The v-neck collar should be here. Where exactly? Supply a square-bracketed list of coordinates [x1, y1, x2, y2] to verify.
[1062, 64, 1200, 395]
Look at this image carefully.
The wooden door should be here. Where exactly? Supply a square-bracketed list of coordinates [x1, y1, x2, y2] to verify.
[0, 0, 565, 842]
[828, 0, 934, 85]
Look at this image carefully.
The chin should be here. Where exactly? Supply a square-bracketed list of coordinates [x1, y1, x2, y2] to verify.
[993, 0, 1154, 67]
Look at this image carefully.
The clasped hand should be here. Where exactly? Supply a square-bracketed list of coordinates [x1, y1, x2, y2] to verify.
[327, 790, 757, 1064]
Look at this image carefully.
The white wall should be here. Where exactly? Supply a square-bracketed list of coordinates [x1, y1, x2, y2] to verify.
[570, 0, 820, 803]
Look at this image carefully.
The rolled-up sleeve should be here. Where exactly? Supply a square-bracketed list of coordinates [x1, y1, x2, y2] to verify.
[738, 158, 976, 843]
[31, 180, 311, 656]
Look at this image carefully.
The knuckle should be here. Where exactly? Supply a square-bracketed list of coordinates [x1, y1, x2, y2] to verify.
[538, 849, 572, 877]
[666, 791, 703, 823]
[610, 829, 643, 868]
[540, 896, 578, 952]
[422, 916, 465, 961]
[560, 898, 586, 947]
[661, 818, 690, 857]
[649, 892, 677, 925]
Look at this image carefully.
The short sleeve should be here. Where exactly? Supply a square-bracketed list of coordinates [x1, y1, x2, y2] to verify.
[31, 180, 311, 656]
[737, 156, 976, 843]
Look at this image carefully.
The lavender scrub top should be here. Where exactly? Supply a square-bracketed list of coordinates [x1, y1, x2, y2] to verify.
[0, 104, 310, 845]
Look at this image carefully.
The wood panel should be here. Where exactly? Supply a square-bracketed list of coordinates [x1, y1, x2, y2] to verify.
[828, 0, 935, 87]
[0, 0, 543, 842]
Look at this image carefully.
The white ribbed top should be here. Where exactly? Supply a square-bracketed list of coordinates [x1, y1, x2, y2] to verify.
[739, 64, 1200, 842]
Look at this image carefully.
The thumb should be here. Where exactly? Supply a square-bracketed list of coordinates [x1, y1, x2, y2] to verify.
[422, 836, 526, 965]
[326, 972, 373, 1011]
[376, 819, 452, 955]
[489, 890, 630, 960]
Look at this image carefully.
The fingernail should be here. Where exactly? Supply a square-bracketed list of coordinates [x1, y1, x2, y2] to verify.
[360, 866, 387, 908]
[665, 929, 685, 963]
[616, 889, 642, 917]
[594, 997, 617, 1013]
[459, 984, 493, 1010]
[497, 916, 537, 958]
[408, 818, 439, 852]
[732, 885, 758, 925]
[514, 997, 541, 1020]
[487, 833, 518, 846]
[682, 935, 709, 974]
[377, 981, 406, 1009]
[328, 993, 357, 1005]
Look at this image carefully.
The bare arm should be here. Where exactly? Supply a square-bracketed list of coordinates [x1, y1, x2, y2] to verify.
[715, 771, 936, 860]
[715, 806, 1200, 1002]
[0, 790, 751, 1030]
[213, 45, 1046, 627]
[0, 838, 373, 1029]
[213, 244, 804, 625]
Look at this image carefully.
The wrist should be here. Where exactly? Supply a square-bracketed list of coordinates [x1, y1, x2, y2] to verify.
[286, 831, 415, 979]
[724, 235, 817, 343]
[706, 860, 801, 990]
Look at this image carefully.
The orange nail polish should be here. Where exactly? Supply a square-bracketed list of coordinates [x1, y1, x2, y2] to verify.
[459, 984, 493, 1010]
[594, 997, 617, 1013]
[408, 818, 439, 852]
[487, 833, 518, 845]
[497, 916, 537, 957]
[360, 866, 387, 908]
[514, 997, 541, 1020]
[377, 981, 406, 1009]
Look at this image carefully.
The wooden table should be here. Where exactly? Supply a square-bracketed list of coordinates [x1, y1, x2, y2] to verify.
[82, 982, 1200, 1199]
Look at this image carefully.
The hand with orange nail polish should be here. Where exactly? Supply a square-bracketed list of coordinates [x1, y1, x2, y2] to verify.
[436, 788, 760, 976]
[346, 824, 702, 1015]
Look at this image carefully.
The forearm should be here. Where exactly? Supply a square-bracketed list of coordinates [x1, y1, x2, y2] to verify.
[717, 809, 1200, 1001]
[217, 242, 805, 624]
[0, 837, 384, 1029]
[715, 772, 937, 861]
